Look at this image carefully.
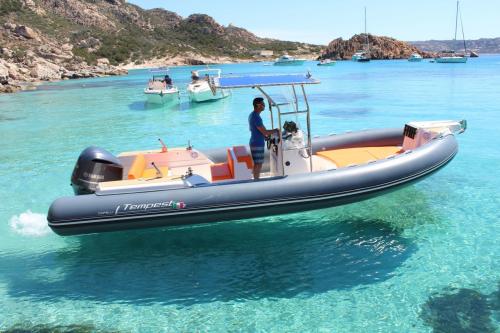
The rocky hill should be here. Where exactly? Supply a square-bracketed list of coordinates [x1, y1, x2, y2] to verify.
[0, 0, 321, 92]
[320, 34, 432, 60]
[410, 37, 500, 54]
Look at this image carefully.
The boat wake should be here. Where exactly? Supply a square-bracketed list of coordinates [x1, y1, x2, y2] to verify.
[9, 210, 50, 237]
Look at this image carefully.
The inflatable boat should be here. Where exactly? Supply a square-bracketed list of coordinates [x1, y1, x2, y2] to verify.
[47, 74, 466, 236]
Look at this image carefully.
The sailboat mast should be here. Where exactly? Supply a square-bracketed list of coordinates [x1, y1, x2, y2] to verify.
[364, 6, 369, 51]
[459, 2, 467, 53]
[454, 0, 459, 51]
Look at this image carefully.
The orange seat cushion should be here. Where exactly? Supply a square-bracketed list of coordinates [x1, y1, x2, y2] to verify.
[211, 163, 232, 181]
[128, 154, 147, 179]
[317, 146, 401, 168]
[364, 146, 402, 159]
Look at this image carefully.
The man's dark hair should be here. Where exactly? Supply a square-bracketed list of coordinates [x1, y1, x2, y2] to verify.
[253, 97, 264, 108]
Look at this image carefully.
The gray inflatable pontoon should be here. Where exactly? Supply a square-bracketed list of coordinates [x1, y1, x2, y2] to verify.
[47, 74, 466, 236]
[48, 123, 465, 236]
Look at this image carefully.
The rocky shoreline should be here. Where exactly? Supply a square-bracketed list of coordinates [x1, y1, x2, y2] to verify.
[0, 21, 128, 93]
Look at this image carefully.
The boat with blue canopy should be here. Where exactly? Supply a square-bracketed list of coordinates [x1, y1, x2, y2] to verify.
[48, 73, 467, 236]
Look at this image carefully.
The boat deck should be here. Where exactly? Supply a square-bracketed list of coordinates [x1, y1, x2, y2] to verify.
[96, 145, 403, 193]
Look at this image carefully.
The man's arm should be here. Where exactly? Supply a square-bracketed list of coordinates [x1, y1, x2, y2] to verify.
[257, 126, 278, 137]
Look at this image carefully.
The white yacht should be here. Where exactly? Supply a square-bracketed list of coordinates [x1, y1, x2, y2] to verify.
[352, 51, 370, 62]
[187, 69, 230, 103]
[408, 53, 423, 62]
[317, 59, 336, 66]
[273, 55, 306, 66]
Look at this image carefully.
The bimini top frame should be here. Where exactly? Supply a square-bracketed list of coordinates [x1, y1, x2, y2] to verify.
[213, 73, 320, 174]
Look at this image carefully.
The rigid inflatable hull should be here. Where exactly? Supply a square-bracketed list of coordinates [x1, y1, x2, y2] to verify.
[47, 129, 459, 236]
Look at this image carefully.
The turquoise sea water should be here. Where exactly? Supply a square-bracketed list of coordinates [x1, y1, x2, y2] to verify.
[0, 57, 499, 332]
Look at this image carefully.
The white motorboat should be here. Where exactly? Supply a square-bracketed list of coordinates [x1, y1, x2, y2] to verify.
[408, 53, 423, 62]
[317, 59, 336, 66]
[273, 55, 306, 66]
[144, 73, 179, 104]
[187, 69, 230, 103]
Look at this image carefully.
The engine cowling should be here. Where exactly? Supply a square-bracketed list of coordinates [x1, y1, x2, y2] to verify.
[70, 146, 123, 195]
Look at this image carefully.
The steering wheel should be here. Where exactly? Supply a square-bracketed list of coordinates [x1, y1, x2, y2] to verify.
[266, 136, 272, 150]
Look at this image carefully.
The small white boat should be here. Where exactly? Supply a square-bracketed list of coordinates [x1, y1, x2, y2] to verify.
[148, 66, 170, 73]
[408, 53, 423, 62]
[317, 59, 336, 66]
[187, 69, 230, 103]
[144, 74, 179, 104]
[273, 55, 306, 66]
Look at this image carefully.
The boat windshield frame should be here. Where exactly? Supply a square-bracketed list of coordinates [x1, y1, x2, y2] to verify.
[194, 68, 222, 78]
[213, 73, 320, 174]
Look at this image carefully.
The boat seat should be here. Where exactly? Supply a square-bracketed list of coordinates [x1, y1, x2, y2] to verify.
[317, 146, 401, 168]
[128, 154, 147, 179]
[210, 148, 253, 182]
[211, 163, 232, 181]
[232, 145, 253, 169]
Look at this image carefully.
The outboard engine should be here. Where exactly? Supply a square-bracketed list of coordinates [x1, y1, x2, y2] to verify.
[71, 146, 123, 195]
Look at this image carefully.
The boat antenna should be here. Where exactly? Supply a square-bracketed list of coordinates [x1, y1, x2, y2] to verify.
[158, 138, 168, 152]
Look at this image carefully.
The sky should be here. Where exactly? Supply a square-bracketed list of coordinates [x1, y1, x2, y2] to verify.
[128, 0, 500, 45]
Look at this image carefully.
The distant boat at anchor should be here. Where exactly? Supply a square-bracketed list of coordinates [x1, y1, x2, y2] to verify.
[435, 1, 468, 63]
[352, 7, 371, 62]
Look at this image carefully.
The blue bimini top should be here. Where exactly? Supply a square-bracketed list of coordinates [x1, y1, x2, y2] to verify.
[214, 73, 320, 89]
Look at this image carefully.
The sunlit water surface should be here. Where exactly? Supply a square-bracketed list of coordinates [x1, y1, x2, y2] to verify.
[0, 57, 499, 332]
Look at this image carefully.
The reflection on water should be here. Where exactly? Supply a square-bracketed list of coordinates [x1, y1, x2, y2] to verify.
[2, 216, 415, 307]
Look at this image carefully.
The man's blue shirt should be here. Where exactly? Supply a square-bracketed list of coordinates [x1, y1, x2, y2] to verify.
[248, 111, 265, 146]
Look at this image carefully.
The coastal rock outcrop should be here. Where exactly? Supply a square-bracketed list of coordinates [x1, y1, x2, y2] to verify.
[320, 34, 433, 60]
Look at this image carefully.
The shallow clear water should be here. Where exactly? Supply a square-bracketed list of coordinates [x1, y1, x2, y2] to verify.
[1, 57, 499, 332]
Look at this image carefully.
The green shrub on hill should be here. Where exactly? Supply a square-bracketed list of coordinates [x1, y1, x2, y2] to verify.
[0, 0, 23, 16]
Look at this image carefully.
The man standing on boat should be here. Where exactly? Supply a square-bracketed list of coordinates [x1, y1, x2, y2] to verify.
[249, 97, 278, 179]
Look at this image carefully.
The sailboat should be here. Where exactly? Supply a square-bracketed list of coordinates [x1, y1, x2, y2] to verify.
[435, 1, 467, 63]
[352, 7, 371, 62]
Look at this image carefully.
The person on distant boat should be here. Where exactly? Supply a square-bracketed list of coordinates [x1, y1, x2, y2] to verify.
[164, 74, 173, 88]
[248, 97, 278, 180]
[191, 71, 200, 82]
